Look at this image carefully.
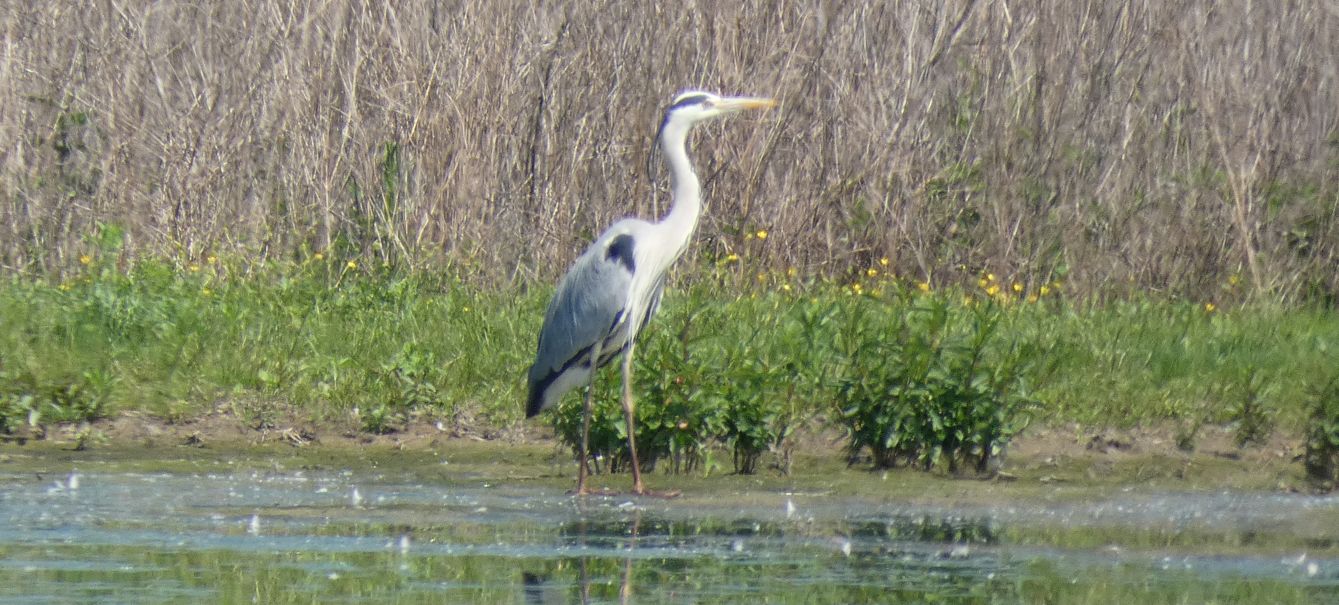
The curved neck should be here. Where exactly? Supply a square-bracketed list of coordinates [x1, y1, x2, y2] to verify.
[656, 119, 702, 261]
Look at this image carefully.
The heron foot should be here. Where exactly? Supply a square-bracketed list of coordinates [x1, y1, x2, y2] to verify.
[565, 486, 680, 499]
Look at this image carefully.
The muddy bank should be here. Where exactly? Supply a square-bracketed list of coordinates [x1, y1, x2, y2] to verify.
[0, 407, 1318, 498]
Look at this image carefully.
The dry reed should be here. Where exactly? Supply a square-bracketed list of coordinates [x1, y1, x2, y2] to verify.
[2, 0, 1336, 301]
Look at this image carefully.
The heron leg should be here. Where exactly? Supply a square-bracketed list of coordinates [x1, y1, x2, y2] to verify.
[575, 340, 607, 496]
[620, 344, 645, 495]
[576, 379, 593, 495]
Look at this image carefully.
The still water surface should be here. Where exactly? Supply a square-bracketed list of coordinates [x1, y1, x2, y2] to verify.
[2, 466, 1337, 603]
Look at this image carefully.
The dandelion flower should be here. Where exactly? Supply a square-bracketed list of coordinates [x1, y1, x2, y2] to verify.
[1228, 274, 1240, 286]
[1012, 283, 1023, 293]
[866, 268, 879, 278]
[189, 264, 201, 273]
[756, 230, 768, 240]
[781, 283, 792, 292]
[206, 255, 218, 265]
[1204, 302, 1216, 313]
[879, 257, 889, 267]
[314, 252, 325, 261]
[986, 273, 996, 282]
[79, 254, 92, 266]
[986, 284, 1001, 297]
[917, 281, 931, 293]
[851, 283, 864, 295]
[346, 260, 357, 270]
[978, 278, 989, 288]
[1027, 294, 1039, 303]
[1039, 285, 1051, 297]
[725, 253, 740, 263]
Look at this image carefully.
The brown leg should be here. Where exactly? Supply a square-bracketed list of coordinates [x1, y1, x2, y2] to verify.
[620, 345, 645, 495]
[575, 379, 593, 495]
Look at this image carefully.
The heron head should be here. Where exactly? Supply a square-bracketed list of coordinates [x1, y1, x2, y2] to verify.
[663, 91, 776, 125]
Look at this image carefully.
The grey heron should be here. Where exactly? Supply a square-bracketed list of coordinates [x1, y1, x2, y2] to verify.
[526, 91, 776, 495]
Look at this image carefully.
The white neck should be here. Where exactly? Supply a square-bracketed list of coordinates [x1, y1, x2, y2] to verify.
[656, 118, 702, 264]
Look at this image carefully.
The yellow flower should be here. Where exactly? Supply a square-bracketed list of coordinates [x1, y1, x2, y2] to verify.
[201, 287, 212, 296]
[978, 278, 989, 288]
[346, 260, 357, 270]
[314, 252, 325, 261]
[206, 255, 218, 265]
[866, 268, 879, 278]
[879, 257, 890, 267]
[1204, 302, 1216, 313]
[463, 306, 470, 313]
[745, 232, 754, 240]
[756, 272, 767, 283]
[851, 283, 864, 294]
[781, 283, 792, 292]
[59, 282, 72, 291]
[986, 284, 1001, 297]
[1027, 294, 1039, 303]
[986, 273, 996, 282]
[756, 230, 768, 240]
[725, 253, 740, 263]
[786, 267, 797, 278]
[917, 281, 931, 293]
[79, 254, 92, 266]
[1012, 283, 1023, 293]
[189, 264, 201, 273]
[1228, 274, 1241, 286]
[1039, 285, 1052, 297]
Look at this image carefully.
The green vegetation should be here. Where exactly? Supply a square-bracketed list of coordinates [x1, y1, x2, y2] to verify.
[1304, 375, 1339, 486]
[832, 294, 1040, 474]
[2, 242, 1336, 480]
[0, 237, 543, 436]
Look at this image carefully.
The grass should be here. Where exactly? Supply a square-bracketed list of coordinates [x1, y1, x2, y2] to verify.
[0, 251, 542, 433]
[2, 252, 1336, 470]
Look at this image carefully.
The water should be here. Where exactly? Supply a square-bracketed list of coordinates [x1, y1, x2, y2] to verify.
[2, 467, 1338, 603]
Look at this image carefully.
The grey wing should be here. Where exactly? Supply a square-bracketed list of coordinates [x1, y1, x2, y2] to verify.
[526, 239, 634, 416]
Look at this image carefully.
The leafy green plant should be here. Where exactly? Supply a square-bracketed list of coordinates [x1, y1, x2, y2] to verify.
[834, 295, 1039, 474]
[363, 342, 445, 433]
[1303, 374, 1339, 486]
[715, 297, 833, 474]
[1226, 367, 1275, 448]
[0, 393, 40, 436]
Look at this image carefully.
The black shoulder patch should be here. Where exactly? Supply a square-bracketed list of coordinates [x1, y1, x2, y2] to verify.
[606, 233, 636, 273]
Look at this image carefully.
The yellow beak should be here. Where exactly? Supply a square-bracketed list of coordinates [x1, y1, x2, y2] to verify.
[717, 96, 778, 112]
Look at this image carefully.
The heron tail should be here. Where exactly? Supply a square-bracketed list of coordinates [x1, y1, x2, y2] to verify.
[525, 379, 548, 418]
